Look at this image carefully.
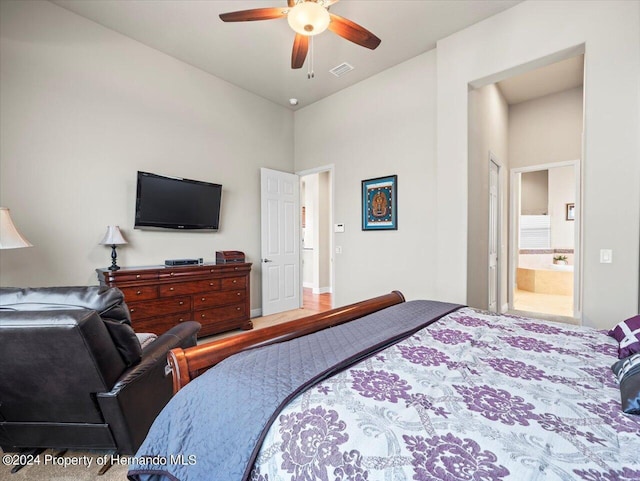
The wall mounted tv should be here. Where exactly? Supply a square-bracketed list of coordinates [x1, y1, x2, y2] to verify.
[135, 171, 222, 230]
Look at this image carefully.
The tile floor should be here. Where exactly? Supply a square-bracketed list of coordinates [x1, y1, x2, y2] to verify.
[512, 288, 577, 324]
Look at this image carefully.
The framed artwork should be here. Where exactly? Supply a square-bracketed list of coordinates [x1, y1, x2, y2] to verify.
[361, 175, 397, 230]
[566, 203, 575, 221]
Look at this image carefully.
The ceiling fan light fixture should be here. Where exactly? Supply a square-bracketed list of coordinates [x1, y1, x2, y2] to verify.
[287, 1, 330, 36]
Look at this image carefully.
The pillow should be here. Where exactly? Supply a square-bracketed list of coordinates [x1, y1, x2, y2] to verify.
[608, 314, 640, 359]
[611, 353, 640, 415]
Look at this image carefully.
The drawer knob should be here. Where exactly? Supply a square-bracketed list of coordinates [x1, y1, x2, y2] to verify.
[179, 318, 184, 323]
[170, 272, 175, 276]
[136, 290, 142, 295]
[201, 313, 206, 318]
[169, 287, 175, 291]
[210, 269, 215, 273]
[179, 301, 184, 306]
[234, 267, 239, 270]
[236, 307, 241, 311]
[209, 282, 214, 286]
[201, 297, 206, 301]
[130, 308, 136, 313]
[237, 292, 241, 296]
[232, 280, 237, 284]
[136, 274, 141, 279]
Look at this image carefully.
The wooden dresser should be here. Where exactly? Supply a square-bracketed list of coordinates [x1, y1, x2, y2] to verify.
[96, 263, 252, 338]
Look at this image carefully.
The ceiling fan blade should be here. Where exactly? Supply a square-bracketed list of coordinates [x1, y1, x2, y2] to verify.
[291, 34, 309, 69]
[219, 7, 287, 22]
[288, 0, 295, 7]
[328, 13, 381, 50]
[324, 0, 340, 6]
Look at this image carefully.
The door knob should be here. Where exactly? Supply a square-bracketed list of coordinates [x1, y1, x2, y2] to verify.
[262, 259, 273, 263]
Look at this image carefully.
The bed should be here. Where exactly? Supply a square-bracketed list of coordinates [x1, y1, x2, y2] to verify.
[127, 292, 640, 481]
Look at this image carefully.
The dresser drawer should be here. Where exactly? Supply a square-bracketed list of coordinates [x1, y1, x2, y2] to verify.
[133, 312, 193, 335]
[128, 296, 191, 320]
[221, 276, 246, 290]
[197, 304, 250, 337]
[193, 290, 245, 309]
[160, 279, 221, 297]
[216, 264, 249, 274]
[158, 267, 208, 280]
[120, 285, 158, 301]
[196, 303, 246, 323]
[107, 272, 158, 283]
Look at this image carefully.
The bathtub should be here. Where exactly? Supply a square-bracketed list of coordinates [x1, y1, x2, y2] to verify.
[548, 263, 574, 272]
[517, 267, 573, 295]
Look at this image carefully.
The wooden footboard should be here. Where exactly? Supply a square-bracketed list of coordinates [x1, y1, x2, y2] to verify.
[168, 290, 405, 393]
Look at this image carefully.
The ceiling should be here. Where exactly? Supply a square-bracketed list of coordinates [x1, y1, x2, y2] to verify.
[53, 0, 522, 110]
[497, 55, 584, 105]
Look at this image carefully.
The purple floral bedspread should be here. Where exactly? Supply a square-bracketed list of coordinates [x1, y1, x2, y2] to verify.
[251, 308, 640, 481]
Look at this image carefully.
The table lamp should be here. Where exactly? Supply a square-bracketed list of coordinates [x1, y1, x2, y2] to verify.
[0, 207, 33, 249]
[100, 225, 127, 271]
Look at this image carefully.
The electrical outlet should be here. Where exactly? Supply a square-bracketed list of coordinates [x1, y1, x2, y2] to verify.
[335, 246, 342, 254]
[600, 249, 613, 263]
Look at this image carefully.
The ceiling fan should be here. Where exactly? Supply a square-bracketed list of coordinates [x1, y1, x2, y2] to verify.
[219, 0, 381, 70]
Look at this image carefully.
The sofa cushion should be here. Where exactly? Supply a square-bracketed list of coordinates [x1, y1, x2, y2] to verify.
[0, 286, 142, 366]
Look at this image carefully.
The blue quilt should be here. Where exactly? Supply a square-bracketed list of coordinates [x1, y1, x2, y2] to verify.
[127, 300, 461, 481]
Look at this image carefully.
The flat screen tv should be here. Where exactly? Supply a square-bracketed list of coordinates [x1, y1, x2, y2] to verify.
[135, 171, 222, 230]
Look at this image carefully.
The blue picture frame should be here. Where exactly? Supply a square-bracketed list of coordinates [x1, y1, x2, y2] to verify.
[361, 175, 397, 230]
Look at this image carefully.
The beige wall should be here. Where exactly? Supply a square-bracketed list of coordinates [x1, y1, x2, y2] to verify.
[467, 84, 509, 310]
[509, 87, 583, 169]
[295, 51, 438, 306]
[549, 166, 576, 249]
[438, 0, 640, 328]
[521, 171, 549, 215]
[0, 0, 294, 312]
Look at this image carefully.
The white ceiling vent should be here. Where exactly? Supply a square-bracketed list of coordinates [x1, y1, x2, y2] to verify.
[329, 62, 354, 78]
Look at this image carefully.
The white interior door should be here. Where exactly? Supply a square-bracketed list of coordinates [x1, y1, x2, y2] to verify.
[260, 168, 300, 316]
[488, 157, 500, 312]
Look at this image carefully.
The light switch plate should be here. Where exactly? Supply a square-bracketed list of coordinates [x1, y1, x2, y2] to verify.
[334, 223, 345, 233]
[600, 249, 613, 263]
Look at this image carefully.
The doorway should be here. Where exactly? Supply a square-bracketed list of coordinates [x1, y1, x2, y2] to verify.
[510, 161, 580, 320]
[298, 166, 334, 311]
[467, 52, 584, 322]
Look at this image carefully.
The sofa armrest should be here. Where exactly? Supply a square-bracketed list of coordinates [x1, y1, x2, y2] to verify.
[107, 321, 201, 394]
[96, 321, 200, 454]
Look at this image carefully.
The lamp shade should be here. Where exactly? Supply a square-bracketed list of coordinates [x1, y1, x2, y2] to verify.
[0, 207, 33, 249]
[100, 225, 128, 246]
[287, 1, 330, 36]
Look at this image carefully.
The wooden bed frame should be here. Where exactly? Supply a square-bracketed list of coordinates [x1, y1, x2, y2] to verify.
[168, 290, 405, 393]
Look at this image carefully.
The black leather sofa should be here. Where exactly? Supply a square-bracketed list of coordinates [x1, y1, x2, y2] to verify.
[0, 286, 200, 456]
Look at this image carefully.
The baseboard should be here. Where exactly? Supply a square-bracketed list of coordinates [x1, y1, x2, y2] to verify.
[501, 303, 509, 313]
[302, 282, 314, 289]
[313, 287, 332, 295]
[250, 308, 262, 318]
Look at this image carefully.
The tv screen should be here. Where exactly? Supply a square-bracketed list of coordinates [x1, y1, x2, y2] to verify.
[135, 171, 222, 230]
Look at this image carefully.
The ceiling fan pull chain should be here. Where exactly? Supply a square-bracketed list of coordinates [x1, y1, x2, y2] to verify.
[308, 35, 315, 79]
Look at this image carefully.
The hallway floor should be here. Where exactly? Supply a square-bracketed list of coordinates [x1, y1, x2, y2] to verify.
[303, 288, 332, 312]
